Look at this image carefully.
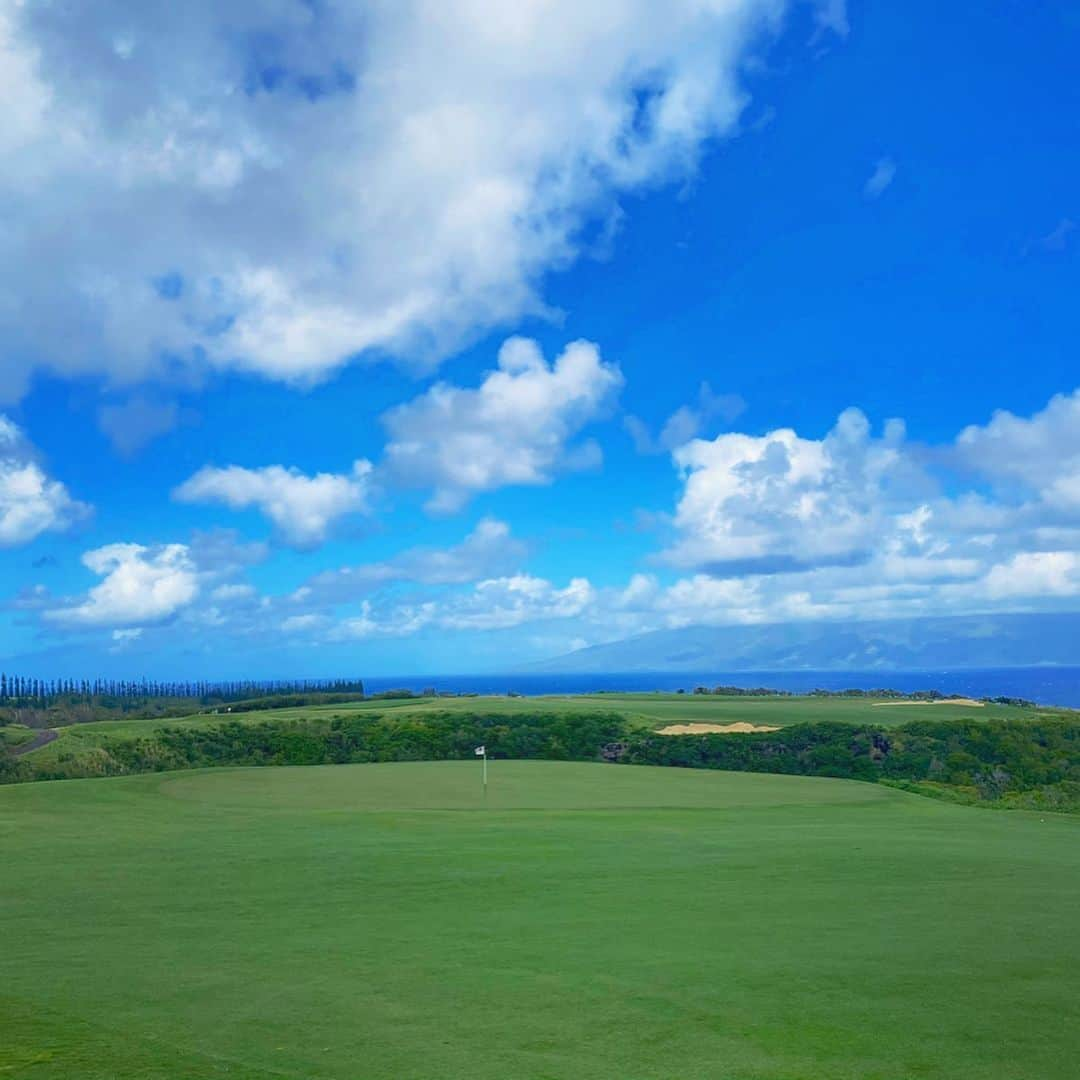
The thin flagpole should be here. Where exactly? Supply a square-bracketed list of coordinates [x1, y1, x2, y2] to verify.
[483, 748, 488, 797]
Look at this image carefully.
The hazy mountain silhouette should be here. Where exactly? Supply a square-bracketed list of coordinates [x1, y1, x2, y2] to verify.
[528, 613, 1080, 673]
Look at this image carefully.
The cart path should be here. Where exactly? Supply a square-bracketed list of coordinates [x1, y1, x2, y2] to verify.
[11, 729, 58, 755]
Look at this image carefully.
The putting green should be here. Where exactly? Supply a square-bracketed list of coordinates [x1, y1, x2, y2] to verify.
[156, 759, 893, 811]
[2, 761, 1078, 1080]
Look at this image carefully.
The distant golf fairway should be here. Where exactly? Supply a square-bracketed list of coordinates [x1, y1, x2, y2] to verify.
[2, 762, 1077, 1079]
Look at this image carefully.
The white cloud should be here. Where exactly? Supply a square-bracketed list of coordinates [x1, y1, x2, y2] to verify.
[322, 573, 594, 640]
[226, 388, 1080, 649]
[983, 552, 1080, 599]
[46, 543, 199, 628]
[381, 337, 622, 512]
[956, 389, 1080, 510]
[276, 542, 1080, 648]
[608, 387, 1080, 631]
[597, 571, 838, 632]
[664, 407, 917, 572]
[440, 574, 594, 631]
[174, 460, 372, 548]
[863, 156, 896, 199]
[0, 415, 90, 547]
[39, 383, 1080, 653]
[0, 1, 846, 400]
[299, 518, 526, 604]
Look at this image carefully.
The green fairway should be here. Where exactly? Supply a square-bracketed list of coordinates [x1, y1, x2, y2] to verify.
[2, 762, 1077, 1079]
[256, 690, 1041, 727]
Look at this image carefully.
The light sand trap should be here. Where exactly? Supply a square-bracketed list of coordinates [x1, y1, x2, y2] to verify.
[657, 722, 780, 735]
[872, 698, 984, 708]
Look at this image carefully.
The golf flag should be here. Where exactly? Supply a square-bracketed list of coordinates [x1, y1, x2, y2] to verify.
[476, 744, 488, 796]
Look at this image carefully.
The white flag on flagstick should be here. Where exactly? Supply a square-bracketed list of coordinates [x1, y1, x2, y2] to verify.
[474, 745, 485, 756]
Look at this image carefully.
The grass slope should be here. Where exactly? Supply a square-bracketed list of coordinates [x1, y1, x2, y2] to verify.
[2, 761, 1077, 1079]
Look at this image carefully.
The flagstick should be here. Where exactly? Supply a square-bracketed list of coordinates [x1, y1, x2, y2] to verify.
[482, 749, 488, 802]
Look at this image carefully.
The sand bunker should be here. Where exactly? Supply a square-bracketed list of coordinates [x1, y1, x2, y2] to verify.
[657, 722, 780, 735]
[871, 698, 984, 708]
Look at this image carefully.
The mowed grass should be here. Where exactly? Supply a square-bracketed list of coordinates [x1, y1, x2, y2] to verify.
[2, 761, 1078, 1079]
[246, 691, 1042, 728]
[14, 691, 1053, 766]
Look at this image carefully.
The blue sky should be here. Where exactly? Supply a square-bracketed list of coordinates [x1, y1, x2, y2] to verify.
[1, 0, 1078, 677]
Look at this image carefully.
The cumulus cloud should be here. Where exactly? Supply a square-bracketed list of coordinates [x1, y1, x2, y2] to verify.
[39, 384, 1080, 653]
[863, 156, 896, 199]
[174, 460, 372, 548]
[955, 389, 1080, 510]
[174, 386, 1080, 651]
[381, 338, 622, 512]
[0, 415, 90, 547]
[38, 527, 264, 635]
[297, 518, 527, 604]
[664, 407, 918, 573]
[45, 543, 199, 628]
[0, 0, 844, 400]
[983, 552, 1080, 599]
[440, 574, 594, 631]
[330, 573, 594, 638]
[633, 387, 1080, 629]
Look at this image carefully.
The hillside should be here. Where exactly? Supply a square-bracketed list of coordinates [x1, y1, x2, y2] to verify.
[527, 612, 1080, 673]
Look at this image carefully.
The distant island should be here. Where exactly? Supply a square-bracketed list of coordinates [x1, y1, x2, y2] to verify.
[527, 613, 1080, 674]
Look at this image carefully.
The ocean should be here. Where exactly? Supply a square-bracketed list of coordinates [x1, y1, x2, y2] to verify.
[363, 667, 1080, 708]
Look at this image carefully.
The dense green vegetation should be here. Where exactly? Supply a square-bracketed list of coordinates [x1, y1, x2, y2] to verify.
[689, 683, 1037, 705]
[2, 761, 1077, 1079]
[2, 679, 1055, 732]
[625, 717, 1080, 810]
[0, 723, 36, 749]
[6, 703, 1077, 811]
[7, 687, 1049, 748]
[0, 675, 366, 728]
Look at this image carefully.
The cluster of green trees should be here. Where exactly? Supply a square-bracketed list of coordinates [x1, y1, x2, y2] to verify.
[0, 678, 368, 729]
[0, 674, 366, 708]
[691, 685, 793, 696]
[623, 718, 1077, 805]
[686, 685, 1036, 703]
[5, 709, 1076, 811]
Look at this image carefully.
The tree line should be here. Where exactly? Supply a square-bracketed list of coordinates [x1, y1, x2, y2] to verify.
[0, 675, 366, 709]
[688, 684, 1036, 705]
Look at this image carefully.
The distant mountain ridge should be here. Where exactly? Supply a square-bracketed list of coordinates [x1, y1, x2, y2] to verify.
[527, 613, 1080, 673]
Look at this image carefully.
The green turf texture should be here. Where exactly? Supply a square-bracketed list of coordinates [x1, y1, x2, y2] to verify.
[2, 760, 1077, 1079]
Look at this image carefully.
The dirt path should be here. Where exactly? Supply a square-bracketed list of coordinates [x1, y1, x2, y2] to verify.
[11, 729, 58, 756]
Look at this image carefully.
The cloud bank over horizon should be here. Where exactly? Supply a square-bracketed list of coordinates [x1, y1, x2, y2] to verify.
[23, 386, 1080, 665]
